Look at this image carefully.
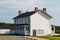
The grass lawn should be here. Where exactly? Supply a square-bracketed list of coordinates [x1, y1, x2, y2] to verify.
[34, 36, 60, 40]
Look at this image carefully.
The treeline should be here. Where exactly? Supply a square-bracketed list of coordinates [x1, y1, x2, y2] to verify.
[55, 26, 60, 30]
[55, 26, 60, 33]
[0, 22, 13, 26]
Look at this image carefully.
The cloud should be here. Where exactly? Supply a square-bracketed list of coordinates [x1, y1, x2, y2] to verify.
[0, 0, 18, 8]
[0, 0, 47, 10]
[17, 0, 47, 11]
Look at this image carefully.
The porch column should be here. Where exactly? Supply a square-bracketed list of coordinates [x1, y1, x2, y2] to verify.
[15, 27, 16, 32]
[54, 26, 55, 34]
[24, 25, 26, 36]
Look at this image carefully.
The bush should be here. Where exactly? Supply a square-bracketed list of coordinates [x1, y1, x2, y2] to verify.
[55, 30, 60, 33]
[53, 34, 60, 37]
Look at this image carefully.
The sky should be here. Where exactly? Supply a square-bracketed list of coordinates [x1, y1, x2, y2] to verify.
[0, 0, 60, 26]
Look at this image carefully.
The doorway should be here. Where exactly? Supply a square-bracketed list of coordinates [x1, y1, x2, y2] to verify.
[33, 30, 36, 36]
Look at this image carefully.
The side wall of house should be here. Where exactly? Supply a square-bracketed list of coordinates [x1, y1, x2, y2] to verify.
[30, 12, 52, 36]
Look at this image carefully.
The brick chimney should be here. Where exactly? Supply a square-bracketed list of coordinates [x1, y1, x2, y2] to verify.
[18, 11, 21, 15]
[26, 11, 29, 13]
[43, 8, 46, 13]
[34, 7, 38, 12]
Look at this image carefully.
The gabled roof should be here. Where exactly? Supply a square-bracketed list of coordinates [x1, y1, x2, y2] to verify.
[13, 11, 35, 19]
[41, 11, 52, 18]
[13, 10, 52, 19]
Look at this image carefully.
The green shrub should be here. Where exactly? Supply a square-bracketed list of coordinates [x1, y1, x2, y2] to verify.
[55, 30, 60, 33]
[53, 34, 60, 37]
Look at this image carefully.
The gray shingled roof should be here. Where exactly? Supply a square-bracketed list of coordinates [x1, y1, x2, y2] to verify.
[13, 11, 35, 19]
[13, 10, 52, 19]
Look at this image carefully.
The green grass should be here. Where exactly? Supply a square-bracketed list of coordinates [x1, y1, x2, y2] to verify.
[34, 36, 60, 40]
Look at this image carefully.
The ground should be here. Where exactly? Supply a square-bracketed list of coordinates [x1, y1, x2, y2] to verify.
[35, 36, 60, 40]
[0, 36, 48, 40]
[0, 35, 60, 40]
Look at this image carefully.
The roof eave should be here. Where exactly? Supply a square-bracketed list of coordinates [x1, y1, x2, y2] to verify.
[41, 11, 53, 18]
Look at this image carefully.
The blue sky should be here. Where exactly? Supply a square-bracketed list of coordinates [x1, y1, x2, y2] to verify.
[0, 0, 60, 26]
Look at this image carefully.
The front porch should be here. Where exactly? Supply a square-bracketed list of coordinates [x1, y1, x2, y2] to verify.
[10, 24, 30, 36]
[51, 25, 58, 36]
[51, 25, 55, 34]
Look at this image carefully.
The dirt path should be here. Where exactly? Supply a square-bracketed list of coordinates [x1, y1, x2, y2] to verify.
[0, 36, 49, 40]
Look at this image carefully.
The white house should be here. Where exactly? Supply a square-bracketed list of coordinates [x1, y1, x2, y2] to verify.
[11, 7, 54, 36]
[0, 26, 10, 34]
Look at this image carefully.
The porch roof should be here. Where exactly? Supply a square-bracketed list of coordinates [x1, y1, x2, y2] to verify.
[13, 24, 29, 26]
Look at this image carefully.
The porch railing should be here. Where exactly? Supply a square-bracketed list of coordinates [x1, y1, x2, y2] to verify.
[25, 31, 30, 35]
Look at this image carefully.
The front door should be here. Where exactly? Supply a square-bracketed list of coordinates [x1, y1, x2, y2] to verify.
[33, 30, 36, 36]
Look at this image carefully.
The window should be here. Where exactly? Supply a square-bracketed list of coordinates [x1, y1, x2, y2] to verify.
[23, 19, 25, 23]
[25, 18, 26, 23]
[20, 19, 22, 24]
[19, 19, 20, 24]
[22, 27, 24, 31]
[25, 18, 30, 24]
[20, 19, 23, 24]
[18, 20, 20, 24]
[28, 18, 30, 23]
[26, 27, 30, 31]
[15, 20, 18, 24]
[14, 27, 16, 31]
[26, 27, 28, 31]
[14, 20, 16, 24]
[21, 19, 23, 24]
[37, 30, 44, 34]
[17, 20, 18, 24]
[17, 27, 18, 31]
[52, 27, 54, 31]
[19, 27, 24, 31]
[26, 18, 28, 23]
[20, 27, 21, 31]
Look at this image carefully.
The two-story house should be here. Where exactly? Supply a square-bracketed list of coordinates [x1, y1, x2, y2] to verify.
[11, 7, 53, 36]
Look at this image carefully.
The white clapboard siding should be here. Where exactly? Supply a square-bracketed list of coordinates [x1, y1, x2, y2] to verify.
[0, 29, 10, 34]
